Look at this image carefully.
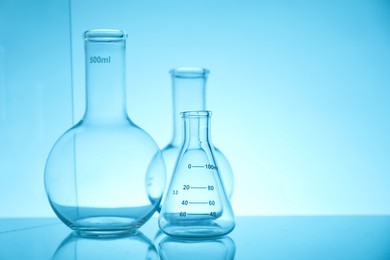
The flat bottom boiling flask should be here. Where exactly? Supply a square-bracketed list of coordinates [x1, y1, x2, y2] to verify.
[159, 111, 235, 238]
[44, 29, 166, 235]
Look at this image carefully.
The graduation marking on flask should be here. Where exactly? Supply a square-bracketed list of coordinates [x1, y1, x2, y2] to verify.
[90, 56, 111, 63]
[187, 163, 218, 171]
[176, 180, 217, 218]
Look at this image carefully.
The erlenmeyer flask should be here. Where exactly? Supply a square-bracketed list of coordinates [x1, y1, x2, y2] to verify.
[159, 111, 235, 238]
[161, 68, 234, 208]
[44, 29, 166, 235]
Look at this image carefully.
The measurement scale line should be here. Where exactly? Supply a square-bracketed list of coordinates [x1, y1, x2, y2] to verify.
[190, 186, 207, 189]
[189, 202, 208, 204]
[187, 213, 210, 216]
[191, 165, 205, 168]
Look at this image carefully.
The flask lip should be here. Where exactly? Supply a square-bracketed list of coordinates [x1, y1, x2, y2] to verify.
[170, 67, 209, 78]
[84, 29, 127, 42]
[181, 110, 212, 118]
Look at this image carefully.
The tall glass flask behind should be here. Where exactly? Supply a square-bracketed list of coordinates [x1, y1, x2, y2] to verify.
[44, 29, 166, 235]
[159, 111, 235, 238]
[161, 68, 234, 206]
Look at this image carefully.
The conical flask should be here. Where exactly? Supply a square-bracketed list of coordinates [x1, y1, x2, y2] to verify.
[159, 111, 235, 238]
[161, 68, 234, 209]
[44, 29, 166, 236]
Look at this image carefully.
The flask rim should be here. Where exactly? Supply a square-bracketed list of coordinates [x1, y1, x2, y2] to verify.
[84, 29, 127, 42]
[170, 67, 209, 78]
[181, 110, 212, 118]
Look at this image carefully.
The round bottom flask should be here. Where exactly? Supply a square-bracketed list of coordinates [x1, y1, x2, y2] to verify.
[159, 111, 235, 238]
[44, 29, 166, 236]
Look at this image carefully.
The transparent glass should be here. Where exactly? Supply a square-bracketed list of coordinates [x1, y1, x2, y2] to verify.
[53, 231, 159, 259]
[44, 29, 166, 236]
[159, 236, 236, 260]
[161, 68, 234, 209]
[159, 111, 235, 238]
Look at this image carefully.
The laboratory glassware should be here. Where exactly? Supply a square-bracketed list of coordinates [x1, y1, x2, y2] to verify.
[159, 235, 236, 260]
[159, 111, 235, 238]
[44, 29, 166, 236]
[161, 68, 234, 207]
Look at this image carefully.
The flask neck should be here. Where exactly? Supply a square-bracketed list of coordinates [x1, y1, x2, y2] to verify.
[182, 111, 212, 149]
[83, 30, 128, 123]
[171, 68, 208, 146]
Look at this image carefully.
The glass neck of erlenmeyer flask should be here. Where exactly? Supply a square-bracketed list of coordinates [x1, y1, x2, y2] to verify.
[181, 111, 212, 148]
[170, 68, 209, 146]
[83, 29, 128, 123]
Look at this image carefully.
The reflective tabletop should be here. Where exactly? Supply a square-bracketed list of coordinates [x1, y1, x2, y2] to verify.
[0, 216, 389, 259]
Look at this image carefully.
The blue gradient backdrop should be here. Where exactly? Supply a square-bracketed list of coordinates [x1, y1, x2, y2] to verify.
[0, 0, 389, 216]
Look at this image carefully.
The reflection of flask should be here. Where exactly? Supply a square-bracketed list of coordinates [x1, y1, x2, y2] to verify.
[44, 29, 166, 235]
[53, 231, 159, 259]
[159, 111, 235, 238]
[161, 68, 233, 208]
[159, 236, 236, 260]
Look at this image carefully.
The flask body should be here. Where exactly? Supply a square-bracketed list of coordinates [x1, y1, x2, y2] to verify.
[159, 111, 235, 238]
[45, 29, 165, 235]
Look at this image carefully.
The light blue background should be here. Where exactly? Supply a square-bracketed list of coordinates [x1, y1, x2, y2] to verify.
[0, 0, 389, 216]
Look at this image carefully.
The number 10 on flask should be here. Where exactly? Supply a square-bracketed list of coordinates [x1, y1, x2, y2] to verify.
[158, 111, 235, 238]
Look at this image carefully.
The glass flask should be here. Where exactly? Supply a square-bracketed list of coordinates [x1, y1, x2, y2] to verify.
[159, 111, 235, 238]
[44, 29, 166, 236]
[161, 68, 234, 208]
